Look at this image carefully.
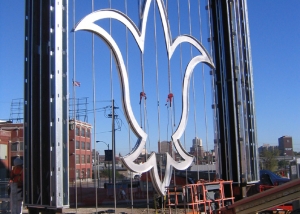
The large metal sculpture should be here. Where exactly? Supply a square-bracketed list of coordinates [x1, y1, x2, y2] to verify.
[75, 0, 214, 196]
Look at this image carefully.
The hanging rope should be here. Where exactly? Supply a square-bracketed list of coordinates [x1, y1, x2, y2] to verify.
[139, 55, 146, 128]
[137, 1, 149, 211]
[72, 0, 78, 212]
[177, 0, 189, 208]
[109, 0, 113, 99]
[188, 0, 200, 181]
[198, 0, 211, 181]
[91, 1, 99, 212]
[124, 0, 134, 211]
[153, 1, 164, 211]
[207, 0, 217, 180]
[108, 0, 117, 211]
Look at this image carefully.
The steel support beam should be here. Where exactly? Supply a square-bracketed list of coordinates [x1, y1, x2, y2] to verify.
[220, 179, 300, 214]
[24, 0, 69, 210]
[209, 0, 259, 200]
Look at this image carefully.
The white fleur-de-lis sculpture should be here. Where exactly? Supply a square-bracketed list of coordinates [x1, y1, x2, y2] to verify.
[75, 0, 214, 196]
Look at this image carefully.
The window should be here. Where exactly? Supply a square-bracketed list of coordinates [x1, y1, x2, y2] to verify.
[19, 142, 23, 151]
[76, 155, 80, 164]
[86, 129, 90, 138]
[81, 128, 85, 137]
[87, 168, 91, 178]
[81, 155, 85, 164]
[11, 143, 18, 151]
[86, 142, 90, 150]
[81, 142, 85, 150]
[86, 155, 90, 163]
[81, 169, 85, 178]
[76, 127, 80, 136]
[76, 141, 80, 149]
[0, 145, 7, 159]
[76, 169, 80, 179]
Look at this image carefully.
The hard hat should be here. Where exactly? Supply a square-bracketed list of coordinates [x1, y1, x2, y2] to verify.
[14, 157, 23, 166]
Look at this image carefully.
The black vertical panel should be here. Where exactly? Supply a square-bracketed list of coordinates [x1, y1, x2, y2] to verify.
[24, 0, 32, 204]
[210, 0, 259, 200]
[62, 0, 69, 206]
[210, 0, 242, 199]
[25, 0, 52, 206]
[31, 0, 42, 204]
[40, 0, 51, 205]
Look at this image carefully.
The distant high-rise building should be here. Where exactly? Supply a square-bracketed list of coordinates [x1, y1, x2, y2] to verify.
[258, 144, 279, 154]
[278, 136, 293, 156]
[158, 141, 174, 157]
[193, 137, 202, 147]
[190, 137, 204, 164]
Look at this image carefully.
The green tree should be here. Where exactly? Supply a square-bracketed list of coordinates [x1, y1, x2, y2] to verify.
[260, 149, 279, 171]
[278, 159, 288, 170]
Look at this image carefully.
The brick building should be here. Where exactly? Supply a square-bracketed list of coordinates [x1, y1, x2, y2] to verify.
[69, 119, 92, 181]
[0, 122, 24, 179]
[278, 135, 293, 156]
[0, 120, 93, 182]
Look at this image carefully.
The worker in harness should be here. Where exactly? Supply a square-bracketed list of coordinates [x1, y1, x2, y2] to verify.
[10, 157, 23, 214]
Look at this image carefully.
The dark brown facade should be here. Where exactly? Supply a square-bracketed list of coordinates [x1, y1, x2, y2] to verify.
[278, 136, 293, 156]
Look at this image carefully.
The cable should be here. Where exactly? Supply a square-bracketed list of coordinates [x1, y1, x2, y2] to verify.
[124, 0, 134, 211]
[198, 0, 211, 181]
[72, 0, 78, 212]
[91, 0, 98, 211]
[153, 0, 162, 153]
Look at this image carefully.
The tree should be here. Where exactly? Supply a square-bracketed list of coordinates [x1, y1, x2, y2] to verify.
[260, 149, 279, 172]
[278, 159, 288, 170]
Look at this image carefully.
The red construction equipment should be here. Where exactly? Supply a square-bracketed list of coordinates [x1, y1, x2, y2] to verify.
[166, 179, 234, 214]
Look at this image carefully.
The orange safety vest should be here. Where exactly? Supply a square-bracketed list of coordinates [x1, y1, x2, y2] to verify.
[11, 165, 23, 187]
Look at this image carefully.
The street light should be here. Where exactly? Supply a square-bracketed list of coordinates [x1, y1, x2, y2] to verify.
[96, 141, 110, 183]
[284, 152, 287, 177]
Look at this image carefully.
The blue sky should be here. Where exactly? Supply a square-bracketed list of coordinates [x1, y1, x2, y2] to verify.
[0, 1, 299, 155]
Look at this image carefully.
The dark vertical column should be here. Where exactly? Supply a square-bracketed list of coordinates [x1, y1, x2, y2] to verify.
[24, 0, 69, 210]
[209, 0, 259, 200]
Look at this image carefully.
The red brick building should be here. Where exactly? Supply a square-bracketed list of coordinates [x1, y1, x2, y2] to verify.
[0, 120, 93, 182]
[0, 122, 24, 179]
[69, 119, 92, 181]
[0, 129, 11, 178]
[278, 135, 293, 156]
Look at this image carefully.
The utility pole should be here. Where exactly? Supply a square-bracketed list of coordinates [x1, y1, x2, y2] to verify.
[111, 99, 117, 211]
[107, 100, 118, 210]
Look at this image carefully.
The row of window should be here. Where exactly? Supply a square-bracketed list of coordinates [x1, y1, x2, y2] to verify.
[76, 168, 91, 179]
[11, 141, 91, 151]
[76, 141, 90, 150]
[11, 142, 23, 151]
[75, 154, 91, 164]
[75, 127, 91, 137]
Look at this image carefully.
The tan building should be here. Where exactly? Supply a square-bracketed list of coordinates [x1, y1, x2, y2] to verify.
[158, 141, 175, 157]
